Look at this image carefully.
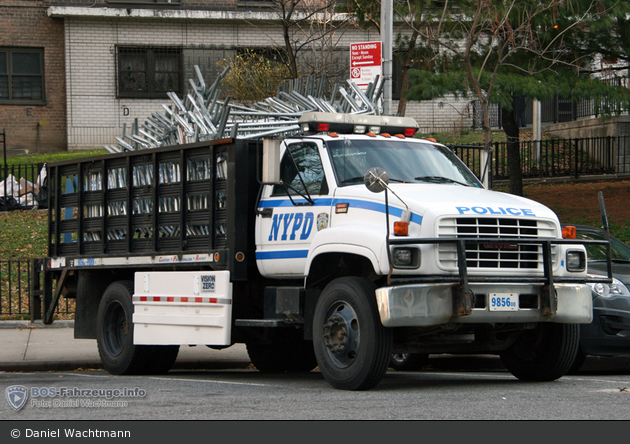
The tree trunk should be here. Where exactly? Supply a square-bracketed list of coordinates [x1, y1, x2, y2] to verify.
[396, 30, 419, 117]
[282, 22, 299, 79]
[501, 105, 523, 196]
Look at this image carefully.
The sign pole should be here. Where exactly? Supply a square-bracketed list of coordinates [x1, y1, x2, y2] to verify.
[381, 0, 393, 116]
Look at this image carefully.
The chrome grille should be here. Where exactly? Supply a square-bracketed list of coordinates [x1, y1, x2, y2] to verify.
[437, 217, 557, 270]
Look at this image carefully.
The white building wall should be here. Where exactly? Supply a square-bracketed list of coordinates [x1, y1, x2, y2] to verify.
[63, 17, 470, 150]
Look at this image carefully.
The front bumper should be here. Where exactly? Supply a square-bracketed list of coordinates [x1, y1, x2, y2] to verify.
[375, 282, 593, 327]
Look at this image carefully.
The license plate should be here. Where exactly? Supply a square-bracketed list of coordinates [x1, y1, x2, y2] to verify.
[489, 293, 518, 311]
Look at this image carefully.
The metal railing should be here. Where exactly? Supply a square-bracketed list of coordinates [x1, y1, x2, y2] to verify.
[492, 136, 626, 179]
[450, 135, 630, 183]
[0, 260, 74, 320]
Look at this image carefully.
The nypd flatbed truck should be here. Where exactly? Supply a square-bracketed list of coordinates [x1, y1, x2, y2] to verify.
[31, 112, 601, 390]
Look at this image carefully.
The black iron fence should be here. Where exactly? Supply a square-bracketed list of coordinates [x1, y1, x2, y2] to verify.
[450, 135, 630, 183]
[0, 163, 47, 211]
[0, 260, 74, 320]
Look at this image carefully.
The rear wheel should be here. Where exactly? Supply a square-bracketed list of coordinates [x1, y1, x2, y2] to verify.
[96, 281, 179, 375]
[313, 277, 392, 390]
[247, 328, 317, 373]
[500, 323, 579, 381]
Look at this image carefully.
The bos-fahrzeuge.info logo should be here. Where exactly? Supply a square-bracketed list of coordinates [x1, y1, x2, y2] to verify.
[6, 385, 28, 411]
[6, 386, 146, 410]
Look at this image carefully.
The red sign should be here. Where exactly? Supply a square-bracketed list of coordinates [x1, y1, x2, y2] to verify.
[350, 41, 382, 91]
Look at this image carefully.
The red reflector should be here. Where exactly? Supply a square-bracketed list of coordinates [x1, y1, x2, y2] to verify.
[335, 203, 349, 214]
[317, 123, 330, 132]
[404, 128, 417, 137]
[562, 226, 577, 239]
[393, 221, 409, 236]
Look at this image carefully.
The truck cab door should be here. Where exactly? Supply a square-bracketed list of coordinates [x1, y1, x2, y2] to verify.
[255, 140, 332, 278]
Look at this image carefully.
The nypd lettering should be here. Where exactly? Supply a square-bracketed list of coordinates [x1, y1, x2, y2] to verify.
[268, 212, 314, 241]
[456, 206, 536, 216]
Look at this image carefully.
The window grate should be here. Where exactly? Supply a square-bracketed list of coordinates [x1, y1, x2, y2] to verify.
[117, 46, 182, 99]
[0, 47, 45, 105]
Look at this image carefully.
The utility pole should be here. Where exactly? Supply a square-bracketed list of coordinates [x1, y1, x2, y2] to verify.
[381, 0, 393, 115]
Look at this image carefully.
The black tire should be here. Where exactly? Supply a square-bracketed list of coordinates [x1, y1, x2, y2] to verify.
[566, 347, 587, 375]
[247, 328, 317, 373]
[390, 353, 429, 371]
[499, 323, 580, 382]
[313, 277, 392, 390]
[96, 280, 179, 375]
[148, 344, 180, 375]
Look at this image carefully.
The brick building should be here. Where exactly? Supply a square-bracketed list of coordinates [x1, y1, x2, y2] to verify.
[0, 0, 67, 154]
[2, 0, 474, 153]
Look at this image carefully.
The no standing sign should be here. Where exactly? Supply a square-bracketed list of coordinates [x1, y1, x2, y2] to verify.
[350, 41, 382, 92]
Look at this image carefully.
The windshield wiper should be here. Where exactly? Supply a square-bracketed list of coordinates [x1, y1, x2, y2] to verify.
[414, 176, 470, 187]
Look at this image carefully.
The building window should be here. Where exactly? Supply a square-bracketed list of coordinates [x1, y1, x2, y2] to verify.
[117, 47, 182, 99]
[0, 48, 45, 105]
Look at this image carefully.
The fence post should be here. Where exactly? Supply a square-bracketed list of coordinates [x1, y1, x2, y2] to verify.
[574, 138, 579, 179]
[30, 259, 43, 321]
[1, 129, 6, 166]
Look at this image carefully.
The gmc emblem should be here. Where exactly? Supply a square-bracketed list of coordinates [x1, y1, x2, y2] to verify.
[483, 242, 518, 249]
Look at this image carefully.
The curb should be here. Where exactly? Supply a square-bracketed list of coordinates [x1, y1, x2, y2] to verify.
[0, 360, 252, 373]
[0, 320, 74, 329]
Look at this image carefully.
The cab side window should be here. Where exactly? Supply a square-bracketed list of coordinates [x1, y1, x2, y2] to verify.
[272, 142, 327, 196]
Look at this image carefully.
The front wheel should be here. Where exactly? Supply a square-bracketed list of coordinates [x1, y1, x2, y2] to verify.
[313, 277, 392, 390]
[500, 323, 579, 381]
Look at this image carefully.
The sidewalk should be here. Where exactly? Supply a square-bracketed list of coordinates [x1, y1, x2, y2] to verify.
[0, 320, 252, 372]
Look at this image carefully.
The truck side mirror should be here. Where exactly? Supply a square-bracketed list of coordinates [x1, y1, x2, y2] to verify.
[262, 138, 282, 184]
[364, 167, 389, 193]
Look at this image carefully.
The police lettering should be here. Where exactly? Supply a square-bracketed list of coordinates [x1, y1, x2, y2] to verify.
[455, 206, 535, 216]
[269, 212, 314, 241]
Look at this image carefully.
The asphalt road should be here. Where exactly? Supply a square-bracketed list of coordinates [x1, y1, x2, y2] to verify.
[2, 367, 629, 421]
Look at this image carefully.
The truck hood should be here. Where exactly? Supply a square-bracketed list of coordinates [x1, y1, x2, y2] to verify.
[334, 183, 560, 224]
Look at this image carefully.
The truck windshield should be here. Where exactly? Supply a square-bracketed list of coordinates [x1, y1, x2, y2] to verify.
[326, 138, 483, 188]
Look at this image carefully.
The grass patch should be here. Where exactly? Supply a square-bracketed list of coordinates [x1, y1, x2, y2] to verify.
[3, 149, 109, 166]
[0, 210, 48, 260]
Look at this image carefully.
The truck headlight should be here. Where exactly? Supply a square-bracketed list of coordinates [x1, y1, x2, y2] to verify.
[589, 278, 630, 298]
[391, 247, 420, 268]
[566, 250, 586, 272]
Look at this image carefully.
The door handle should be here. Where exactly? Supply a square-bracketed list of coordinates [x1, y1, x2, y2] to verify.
[256, 207, 273, 218]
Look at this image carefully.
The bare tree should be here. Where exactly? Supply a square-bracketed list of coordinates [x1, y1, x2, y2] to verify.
[247, 0, 354, 82]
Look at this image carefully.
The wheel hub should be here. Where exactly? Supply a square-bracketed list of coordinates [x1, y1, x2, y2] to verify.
[322, 303, 360, 368]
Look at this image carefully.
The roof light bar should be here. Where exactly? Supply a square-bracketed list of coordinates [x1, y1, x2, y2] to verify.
[298, 112, 420, 136]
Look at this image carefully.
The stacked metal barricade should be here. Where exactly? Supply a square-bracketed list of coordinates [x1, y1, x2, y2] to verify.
[105, 66, 384, 153]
